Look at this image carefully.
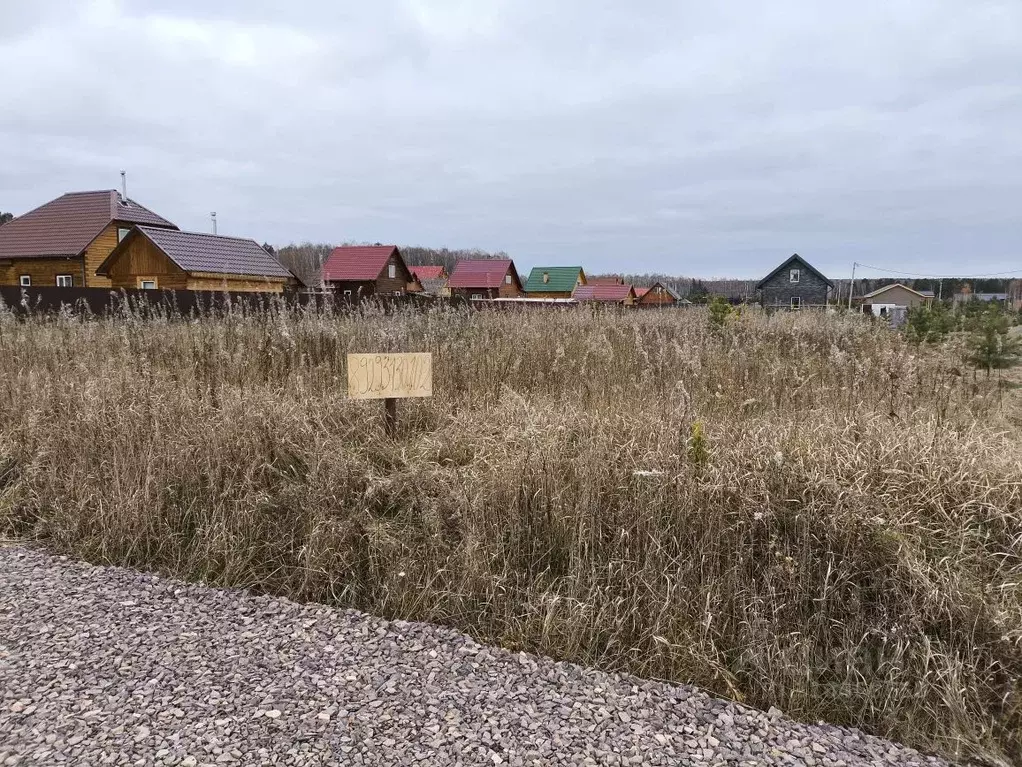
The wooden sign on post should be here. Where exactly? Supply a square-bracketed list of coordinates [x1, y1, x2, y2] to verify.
[347, 353, 433, 436]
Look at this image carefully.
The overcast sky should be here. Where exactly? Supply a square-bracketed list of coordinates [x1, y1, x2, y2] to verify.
[1, 1, 1020, 277]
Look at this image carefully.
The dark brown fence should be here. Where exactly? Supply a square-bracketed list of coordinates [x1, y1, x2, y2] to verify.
[0, 287, 702, 318]
[0, 287, 438, 317]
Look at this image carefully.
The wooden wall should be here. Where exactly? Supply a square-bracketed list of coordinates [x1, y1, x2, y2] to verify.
[498, 266, 522, 298]
[450, 286, 498, 299]
[527, 290, 573, 298]
[105, 236, 189, 290]
[83, 223, 120, 288]
[187, 275, 286, 293]
[637, 286, 675, 305]
[375, 252, 413, 295]
[0, 257, 85, 287]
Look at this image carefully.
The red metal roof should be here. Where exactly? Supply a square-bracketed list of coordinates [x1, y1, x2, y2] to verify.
[0, 190, 176, 260]
[410, 265, 445, 280]
[447, 259, 516, 289]
[573, 284, 635, 302]
[321, 245, 398, 282]
[634, 287, 650, 298]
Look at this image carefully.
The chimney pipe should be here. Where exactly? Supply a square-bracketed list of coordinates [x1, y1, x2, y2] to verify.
[120, 170, 127, 200]
[211, 212, 217, 235]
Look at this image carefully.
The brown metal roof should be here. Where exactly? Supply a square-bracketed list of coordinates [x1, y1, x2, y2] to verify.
[0, 190, 176, 260]
[98, 227, 292, 279]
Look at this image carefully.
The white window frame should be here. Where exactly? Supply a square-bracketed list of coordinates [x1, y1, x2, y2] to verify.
[117, 227, 131, 243]
[505, 274, 512, 285]
[343, 289, 353, 298]
[388, 263, 396, 279]
[56, 274, 73, 287]
[139, 280, 157, 290]
[19, 275, 30, 287]
[471, 293, 483, 300]
[789, 268, 800, 284]
[790, 296, 801, 309]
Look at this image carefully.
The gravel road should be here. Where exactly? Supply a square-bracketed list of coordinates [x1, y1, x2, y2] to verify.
[0, 546, 950, 766]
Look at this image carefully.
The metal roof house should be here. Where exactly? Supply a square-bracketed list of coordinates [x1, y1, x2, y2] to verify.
[572, 283, 636, 305]
[410, 265, 447, 281]
[0, 189, 176, 288]
[97, 226, 294, 292]
[858, 283, 932, 316]
[447, 259, 523, 299]
[635, 282, 684, 306]
[524, 266, 586, 298]
[320, 245, 416, 298]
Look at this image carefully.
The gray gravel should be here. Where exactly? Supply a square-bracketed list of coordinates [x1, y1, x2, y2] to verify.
[0, 546, 950, 767]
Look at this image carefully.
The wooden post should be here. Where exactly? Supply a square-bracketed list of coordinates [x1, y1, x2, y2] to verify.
[384, 397, 397, 437]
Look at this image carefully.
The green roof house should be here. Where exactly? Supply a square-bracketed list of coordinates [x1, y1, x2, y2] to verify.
[524, 266, 587, 298]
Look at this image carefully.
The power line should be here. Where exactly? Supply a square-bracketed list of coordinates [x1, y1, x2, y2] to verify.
[849, 262, 1022, 279]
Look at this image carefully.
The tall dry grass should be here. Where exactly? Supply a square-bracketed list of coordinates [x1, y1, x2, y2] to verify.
[0, 302, 1020, 765]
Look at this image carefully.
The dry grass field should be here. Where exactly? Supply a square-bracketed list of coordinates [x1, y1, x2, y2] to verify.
[0, 302, 1019, 765]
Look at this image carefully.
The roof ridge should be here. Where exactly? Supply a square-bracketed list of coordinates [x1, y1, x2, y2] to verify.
[140, 226, 257, 243]
[61, 189, 117, 197]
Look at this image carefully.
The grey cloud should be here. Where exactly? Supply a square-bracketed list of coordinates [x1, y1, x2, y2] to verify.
[1, 0, 1020, 277]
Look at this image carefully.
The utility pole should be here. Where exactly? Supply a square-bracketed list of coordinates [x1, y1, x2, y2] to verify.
[847, 262, 857, 310]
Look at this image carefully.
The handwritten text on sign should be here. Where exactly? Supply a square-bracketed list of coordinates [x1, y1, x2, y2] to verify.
[347, 353, 433, 400]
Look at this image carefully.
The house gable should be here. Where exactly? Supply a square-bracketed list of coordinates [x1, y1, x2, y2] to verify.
[100, 230, 190, 290]
[757, 254, 832, 308]
[636, 282, 677, 305]
[756, 254, 833, 290]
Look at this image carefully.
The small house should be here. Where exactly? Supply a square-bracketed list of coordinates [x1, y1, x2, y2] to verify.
[572, 283, 636, 305]
[524, 266, 586, 298]
[954, 284, 1009, 305]
[858, 283, 931, 317]
[0, 189, 176, 288]
[757, 253, 833, 309]
[447, 259, 523, 299]
[635, 282, 682, 306]
[96, 227, 294, 292]
[321, 245, 415, 298]
[410, 265, 447, 282]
